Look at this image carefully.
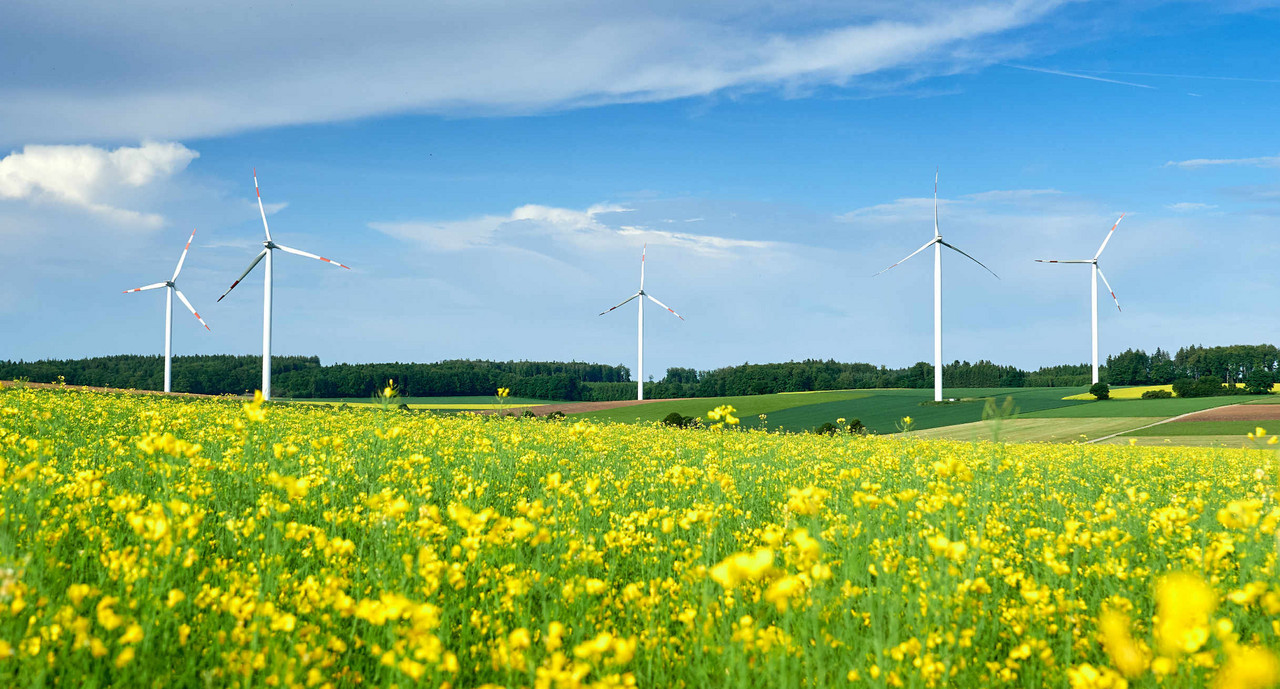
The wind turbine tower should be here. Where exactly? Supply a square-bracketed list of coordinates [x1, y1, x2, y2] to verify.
[873, 171, 999, 402]
[1036, 214, 1125, 384]
[123, 228, 211, 393]
[217, 170, 351, 401]
[599, 245, 685, 401]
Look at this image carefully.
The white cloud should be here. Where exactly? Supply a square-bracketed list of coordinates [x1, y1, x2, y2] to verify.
[0, 141, 198, 228]
[371, 203, 774, 256]
[1164, 154, 1280, 169]
[0, 1, 1070, 142]
[1166, 202, 1217, 212]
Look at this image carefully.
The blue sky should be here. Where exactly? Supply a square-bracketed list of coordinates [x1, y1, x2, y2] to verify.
[1, 0, 1278, 379]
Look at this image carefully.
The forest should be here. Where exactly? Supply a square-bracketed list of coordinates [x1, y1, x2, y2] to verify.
[1104, 344, 1280, 386]
[0, 354, 1091, 400]
[2, 345, 1271, 401]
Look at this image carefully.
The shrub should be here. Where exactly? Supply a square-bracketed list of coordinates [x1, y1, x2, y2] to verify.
[847, 418, 867, 435]
[662, 412, 688, 428]
[1140, 390, 1172, 399]
[1089, 382, 1110, 400]
[1192, 378, 1227, 398]
[545, 410, 566, 421]
[1171, 378, 1197, 398]
[521, 409, 537, 418]
[816, 422, 839, 436]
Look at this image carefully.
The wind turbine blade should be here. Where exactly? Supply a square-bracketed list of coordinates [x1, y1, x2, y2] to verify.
[254, 168, 273, 242]
[122, 282, 167, 294]
[1093, 213, 1125, 259]
[940, 241, 1000, 279]
[645, 293, 685, 321]
[872, 238, 937, 276]
[274, 243, 351, 269]
[171, 228, 197, 281]
[1034, 259, 1093, 264]
[173, 288, 211, 330]
[934, 168, 940, 238]
[598, 293, 640, 316]
[640, 243, 646, 290]
[1096, 266, 1122, 311]
[217, 248, 269, 302]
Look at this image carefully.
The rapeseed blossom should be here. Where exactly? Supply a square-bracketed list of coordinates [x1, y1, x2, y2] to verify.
[0, 385, 1279, 687]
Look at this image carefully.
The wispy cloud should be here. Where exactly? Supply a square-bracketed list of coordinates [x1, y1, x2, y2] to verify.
[371, 202, 774, 256]
[1075, 70, 1280, 84]
[1165, 154, 1280, 169]
[1166, 202, 1217, 212]
[1006, 64, 1155, 89]
[0, 1, 1073, 142]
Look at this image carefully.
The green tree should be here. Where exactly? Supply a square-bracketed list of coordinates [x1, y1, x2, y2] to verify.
[1245, 369, 1275, 395]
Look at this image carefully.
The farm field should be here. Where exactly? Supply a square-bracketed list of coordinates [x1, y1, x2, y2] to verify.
[285, 395, 552, 410]
[3, 385, 1279, 687]
[1125, 421, 1278, 437]
[1017, 396, 1249, 418]
[574, 387, 1092, 433]
[901, 416, 1163, 444]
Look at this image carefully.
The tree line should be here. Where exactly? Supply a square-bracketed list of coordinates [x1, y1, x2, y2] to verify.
[4, 345, 1272, 401]
[1105, 344, 1279, 386]
[0, 356, 625, 400]
[581, 360, 1092, 401]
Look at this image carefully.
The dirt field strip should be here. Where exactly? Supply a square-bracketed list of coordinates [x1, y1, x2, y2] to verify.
[1083, 406, 1242, 445]
[1171, 403, 1280, 422]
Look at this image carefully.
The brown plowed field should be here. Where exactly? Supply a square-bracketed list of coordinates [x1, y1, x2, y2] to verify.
[1173, 404, 1280, 422]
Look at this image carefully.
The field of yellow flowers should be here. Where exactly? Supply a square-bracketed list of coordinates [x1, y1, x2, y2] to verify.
[3, 385, 1280, 688]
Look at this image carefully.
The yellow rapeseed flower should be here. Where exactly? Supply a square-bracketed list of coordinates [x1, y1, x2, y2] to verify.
[1098, 610, 1148, 678]
[1215, 646, 1280, 689]
[1155, 572, 1215, 656]
[710, 549, 774, 589]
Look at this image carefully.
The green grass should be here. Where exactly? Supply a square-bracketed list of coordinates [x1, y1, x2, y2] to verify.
[1096, 435, 1256, 448]
[1123, 420, 1277, 437]
[903, 417, 1165, 444]
[576, 387, 1091, 434]
[1016, 396, 1245, 418]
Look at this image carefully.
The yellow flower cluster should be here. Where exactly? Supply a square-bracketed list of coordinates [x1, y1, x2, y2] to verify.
[1, 385, 1280, 687]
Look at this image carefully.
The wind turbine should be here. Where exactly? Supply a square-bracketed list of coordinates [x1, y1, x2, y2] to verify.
[122, 228, 211, 393]
[217, 169, 350, 401]
[1036, 214, 1125, 385]
[873, 171, 999, 402]
[599, 244, 685, 401]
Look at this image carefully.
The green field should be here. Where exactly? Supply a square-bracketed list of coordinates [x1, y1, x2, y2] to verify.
[1097, 435, 1255, 448]
[1016, 396, 1246, 418]
[904, 417, 1164, 443]
[576, 387, 1092, 434]
[1123, 420, 1277, 436]
[573, 390, 875, 425]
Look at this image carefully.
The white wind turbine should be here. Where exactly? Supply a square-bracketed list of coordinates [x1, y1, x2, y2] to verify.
[599, 245, 685, 401]
[217, 169, 350, 401]
[873, 171, 999, 402]
[1036, 214, 1125, 385]
[122, 228, 211, 393]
